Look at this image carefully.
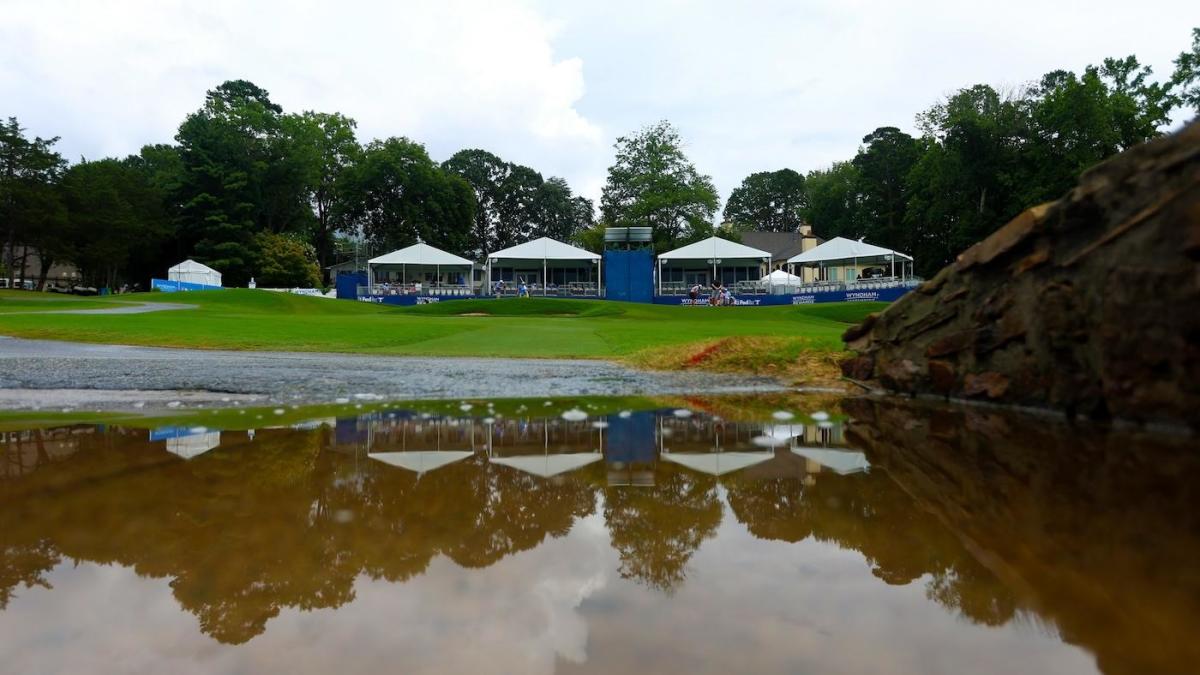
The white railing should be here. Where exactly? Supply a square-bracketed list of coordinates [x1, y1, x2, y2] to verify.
[359, 284, 476, 297]
[487, 282, 602, 297]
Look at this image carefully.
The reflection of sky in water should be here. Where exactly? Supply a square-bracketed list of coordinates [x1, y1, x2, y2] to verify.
[3, 401, 1196, 675]
[0, 509, 1091, 675]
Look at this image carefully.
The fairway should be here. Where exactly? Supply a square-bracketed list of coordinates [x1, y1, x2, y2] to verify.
[0, 289, 879, 361]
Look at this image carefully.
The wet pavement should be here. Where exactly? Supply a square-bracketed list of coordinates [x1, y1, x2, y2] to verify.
[0, 337, 784, 410]
[0, 301, 196, 315]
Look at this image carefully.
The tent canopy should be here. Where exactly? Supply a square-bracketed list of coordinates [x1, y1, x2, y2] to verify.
[787, 237, 912, 264]
[662, 451, 774, 476]
[369, 243, 473, 267]
[168, 259, 222, 286]
[368, 451, 474, 475]
[488, 237, 600, 263]
[761, 269, 803, 284]
[658, 236, 770, 262]
[791, 447, 870, 475]
[490, 453, 602, 478]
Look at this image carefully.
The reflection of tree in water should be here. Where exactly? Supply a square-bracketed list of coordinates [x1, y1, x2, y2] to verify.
[0, 422, 600, 644]
[0, 540, 58, 610]
[724, 470, 1016, 626]
[603, 465, 721, 593]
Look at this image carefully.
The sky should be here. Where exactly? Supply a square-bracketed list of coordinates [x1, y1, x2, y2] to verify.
[1, 0, 1195, 210]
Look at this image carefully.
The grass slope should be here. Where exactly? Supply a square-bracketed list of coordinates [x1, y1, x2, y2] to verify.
[0, 289, 880, 361]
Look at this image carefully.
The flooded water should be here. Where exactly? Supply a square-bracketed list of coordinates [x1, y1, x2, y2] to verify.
[1, 395, 1197, 675]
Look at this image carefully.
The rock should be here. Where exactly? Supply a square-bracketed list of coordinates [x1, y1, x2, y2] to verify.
[841, 122, 1200, 429]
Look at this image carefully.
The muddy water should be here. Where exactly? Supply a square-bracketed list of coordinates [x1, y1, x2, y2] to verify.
[1, 397, 1196, 675]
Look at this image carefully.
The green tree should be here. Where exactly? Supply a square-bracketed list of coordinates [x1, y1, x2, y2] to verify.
[534, 176, 594, 242]
[600, 121, 719, 250]
[0, 117, 68, 288]
[442, 148, 510, 255]
[174, 80, 309, 285]
[125, 143, 185, 284]
[722, 168, 808, 232]
[852, 127, 921, 252]
[284, 111, 360, 282]
[803, 161, 861, 240]
[1170, 27, 1200, 114]
[253, 232, 321, 288]
[337, 137, 475, 255]
[62, 158, 170, 289]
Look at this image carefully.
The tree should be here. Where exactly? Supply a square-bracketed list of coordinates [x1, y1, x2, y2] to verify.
[0, 117, 67, 287]
[284, 111, 360, 282]
[254, 232, 321, 288]
[61, 158, 170, 289]
[174, 80, 309, 285]
[444, 150, 594, 253]
[442, 149, 510, 256]
[722, 168, 808, 232]
[802, 161, 861, 240]
[534, 176, 593, 242]
[1170, 27, 1200, 114]
[852, 127, 921, 252]
[600, 121, 719, 250]
[337, 137, 475, 255]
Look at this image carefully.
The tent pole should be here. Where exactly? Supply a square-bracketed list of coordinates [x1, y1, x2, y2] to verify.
[543, 257, 547, 296]
[890, 253, 894, 279]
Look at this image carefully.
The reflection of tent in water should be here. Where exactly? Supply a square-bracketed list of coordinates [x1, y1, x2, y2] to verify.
[791, 447, 870, 475]
[661, 451, 775, 477]
[490, 452, 602, 478]
[368, 451, 474, 475]
[166, 433, 222, 460]
[151, 426, 222, 460]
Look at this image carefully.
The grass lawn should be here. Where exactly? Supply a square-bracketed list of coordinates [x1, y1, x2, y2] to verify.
[0, 290, 879, 375]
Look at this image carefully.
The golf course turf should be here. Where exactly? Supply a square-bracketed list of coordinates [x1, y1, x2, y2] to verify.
[0, 289, 879, 368]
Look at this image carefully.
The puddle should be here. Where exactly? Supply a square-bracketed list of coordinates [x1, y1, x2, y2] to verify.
[1, 393, 1196, 674]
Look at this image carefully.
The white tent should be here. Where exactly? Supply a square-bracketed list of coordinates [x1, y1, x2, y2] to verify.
[791, 447, 870, 475]
[366, 243, 474, 290]
[490, 452, 602, 478]
[369, 451, 474, 475]
[165, 432, 221, 459]
[486, 237, 601, 296]
[658, 236, 771, 262]
[168, 259, 222, 287]
[761, 269, 804, 294]
[662, 451, 774, 476]
[656, 236, 770, 294]
[787, 236, 913, 281]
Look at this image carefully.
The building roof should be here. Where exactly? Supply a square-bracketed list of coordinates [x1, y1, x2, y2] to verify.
[740, 231, 822, 262]
[488, 237, 600, 262]
[787, 236, 913, 264]
[658, 236, 770, 262]
[369, 243, 473, 267]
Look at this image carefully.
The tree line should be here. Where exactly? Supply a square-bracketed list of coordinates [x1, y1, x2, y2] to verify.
[1, 80, 597, 289]
[3, 28, 1197, 289]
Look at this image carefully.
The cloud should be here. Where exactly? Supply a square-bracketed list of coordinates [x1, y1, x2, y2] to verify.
[0, 0, 602, 171]
[1, 0, 1194, 209]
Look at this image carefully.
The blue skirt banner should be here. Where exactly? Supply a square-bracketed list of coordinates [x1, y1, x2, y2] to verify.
[652, 286, 912, 306]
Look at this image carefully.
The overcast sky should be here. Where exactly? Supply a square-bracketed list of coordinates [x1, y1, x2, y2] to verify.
[2, 0, 1194, 208]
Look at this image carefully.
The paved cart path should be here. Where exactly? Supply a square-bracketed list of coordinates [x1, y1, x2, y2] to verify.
[0, 337, 783, 411]
[0, 301, 196, 315]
